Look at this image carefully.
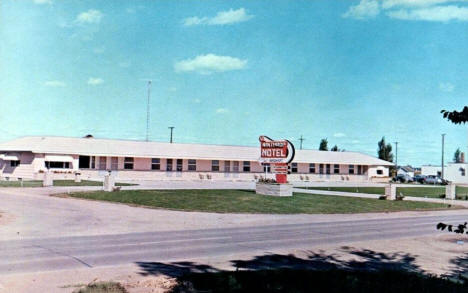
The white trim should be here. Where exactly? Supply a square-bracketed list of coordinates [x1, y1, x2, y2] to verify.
[44, 155, 74, 162]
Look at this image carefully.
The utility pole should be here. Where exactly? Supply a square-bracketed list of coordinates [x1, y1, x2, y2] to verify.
[299, 135, 305, 150]
[145, 80, 151, 142]
[168, 126, 174, 143]
[394, 141, 398, 175]
[442, 133, 446, 180]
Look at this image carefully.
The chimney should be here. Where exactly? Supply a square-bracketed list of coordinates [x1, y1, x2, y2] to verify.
[461, 152, 465, 163]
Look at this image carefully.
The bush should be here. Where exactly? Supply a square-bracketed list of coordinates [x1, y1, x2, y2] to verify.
[73, 281, 127, 293]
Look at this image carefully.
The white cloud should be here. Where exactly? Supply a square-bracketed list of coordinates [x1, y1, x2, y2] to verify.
[194, 98, 201, 103]
[342, 0, 380, 19]
[333, 132, 347, 138]
[439, 82, 455, 92]
[382, 0, 466, 9]
[33, 0, 52, 4]
[216, 108, 228, 114]
[44, 80, 66, 87]
[87, 77, 104, 85]
[387, 5, 468, 21]
[344, 0, 468, 22]
[174, 54, 247, 74]
[183, 8, 253, 26]
[93, 47, 105, 54]
[76, 9, 103, 24]
[351, 140, 361, 144]
[118, 61, 131, 68]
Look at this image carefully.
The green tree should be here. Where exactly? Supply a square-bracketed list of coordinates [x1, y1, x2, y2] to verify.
[441, 106, 468, 124]
[377, 137, 393, 162]
[454, 148, 462, 163]
[319, 138, 328, 151]
[331, 145, 339, 152]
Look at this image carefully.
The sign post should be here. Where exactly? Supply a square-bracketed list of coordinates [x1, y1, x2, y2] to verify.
[259, 136, 295, 184]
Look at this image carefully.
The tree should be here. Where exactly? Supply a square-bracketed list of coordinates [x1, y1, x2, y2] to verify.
[441, 106, 468, 124]
[331, 145, 339, 152]
[454, 148, 462, 163]
[377, 137, 393, 162]
[319, 138, 328, 151]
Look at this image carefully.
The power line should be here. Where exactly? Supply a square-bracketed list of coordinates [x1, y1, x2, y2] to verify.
[394, 141, 398, 172]
[441, 134, 446, 180]
[169, 126, 174, 143]
[299, 135, 305, 150]
[145, 80, 151, 142]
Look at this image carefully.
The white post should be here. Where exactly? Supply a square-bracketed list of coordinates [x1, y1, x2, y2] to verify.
[103, 172, 115, 192]
[74, 172, 82, 183]
[385, 183, 396, 200]
[445, 182, 456, 200]
[43, 171, 53, 187]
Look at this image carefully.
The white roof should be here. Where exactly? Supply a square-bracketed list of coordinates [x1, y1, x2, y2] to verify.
[0, 136, 393, 166]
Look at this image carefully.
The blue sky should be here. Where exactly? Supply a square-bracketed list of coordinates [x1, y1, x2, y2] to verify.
[1, 0, 468, 166]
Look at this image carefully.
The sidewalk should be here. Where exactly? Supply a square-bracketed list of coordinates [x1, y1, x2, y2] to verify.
[294, 188, 468, 207]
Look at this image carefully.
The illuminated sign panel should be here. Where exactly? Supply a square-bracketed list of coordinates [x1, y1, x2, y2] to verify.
[259, 136, 295, 164]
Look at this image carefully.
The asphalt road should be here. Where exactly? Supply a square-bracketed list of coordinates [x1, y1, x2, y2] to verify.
[1, 186, 468, 276]
[1, 213, 467, 275]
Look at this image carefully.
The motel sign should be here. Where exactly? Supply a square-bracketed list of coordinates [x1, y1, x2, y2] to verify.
[259, 136, 295, 183]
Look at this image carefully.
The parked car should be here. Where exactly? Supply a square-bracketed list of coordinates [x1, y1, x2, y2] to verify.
[413, 174, 427, 184]
[395, 174, 414, 183]
[424, 175, 442, 185]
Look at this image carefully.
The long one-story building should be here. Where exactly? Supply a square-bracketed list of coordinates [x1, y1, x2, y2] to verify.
[422, 164, 468, 184]
[0, 136, 393, 182]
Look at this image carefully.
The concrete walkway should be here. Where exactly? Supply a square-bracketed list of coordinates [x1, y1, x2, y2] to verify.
[294, 188, 468, 207]
[293, 188, 381, 199]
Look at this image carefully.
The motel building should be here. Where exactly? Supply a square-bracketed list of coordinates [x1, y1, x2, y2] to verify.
[0, 136, 393, 182]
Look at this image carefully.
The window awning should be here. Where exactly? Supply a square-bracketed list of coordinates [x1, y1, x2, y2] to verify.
[44, 155, 74, 162]
[2, 154, 19, 161]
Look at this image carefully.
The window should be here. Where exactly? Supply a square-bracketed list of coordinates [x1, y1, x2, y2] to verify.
[45, 161, 70, 169]
[151, 158, 160, 170]
[91, 156, 96, 169]
[334, 164, 339, 174]
[309, 163, 316, 173]
[233, 161, 239, 172]
[243, 161, 250, 172]
[291, 163, 298, 173]
[10, 160, 20, 167]
[263, 163, 270, 173]
[188, 159, 197, 171]
[166, 159, 173, 171]
[326, 164, 331, 174]
[176, 159, 183, 171]
[224, 161, 231, 172]
[111, 157, 118, 170]
[99, 157, 107, 170]
[124, 157, 134, 170]
[319, 164, 324, 174]
[349, 164, 355, 174]
[377, 169, 383, 175]
[358, 165, 362, 175]
[212, 160, 220, 171]
[79, 156, 90, 169]
[460, 168, 466, 176]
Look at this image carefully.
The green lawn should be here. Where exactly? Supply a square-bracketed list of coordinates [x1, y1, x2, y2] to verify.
[0, 180, 135, 187]
[300, 186, 468, 199]
[65, 189, 457, 214]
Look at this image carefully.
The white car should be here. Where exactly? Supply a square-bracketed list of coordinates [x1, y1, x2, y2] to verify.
[424, 175, 442, 184]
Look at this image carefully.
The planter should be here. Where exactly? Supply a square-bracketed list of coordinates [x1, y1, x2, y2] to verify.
[256, 182, 293, 197]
